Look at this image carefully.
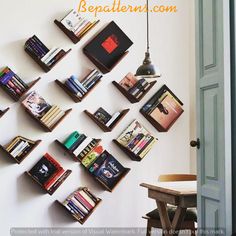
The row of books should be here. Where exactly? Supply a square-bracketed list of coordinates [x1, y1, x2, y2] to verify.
[116, 120, 157, 159]
[4, 136, 36, 162]
[119, 73, 154, 99]
[62, 188, 99, 220]
[0, 67, 29, 100]
[65, 69, 102, 98]
[60, 9, 99, 39]
[63, 131, 127, 189]
[24, 35, 66, 67]
[141, 85, 184, 130]
[29, 153, 69, 192]
[94, 107, 121, 128]
[22, 91, 65, 129]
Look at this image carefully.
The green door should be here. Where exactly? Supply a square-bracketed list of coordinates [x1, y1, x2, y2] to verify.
[195, 0, 232, 234]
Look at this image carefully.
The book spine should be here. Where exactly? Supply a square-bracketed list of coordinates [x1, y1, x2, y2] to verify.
[68, 78, 86, 95]
[74, 192, 94, 210]
[44, 168, 64, 189]
[46, 110, 65, 128]
[14, 142, 29, 158]
[69, 134, 87, 152]
[65, 80, 83, 97]
[70, 75, 87, 93]
[84, 75, 102, 90]
[32, 35, 49, 53]
[106, 112, 121, 127]
[48, 170, 70, 194]
[73, 137, 92, 156]
[47, 50, 65, 67]
[139, 139, 157, 159]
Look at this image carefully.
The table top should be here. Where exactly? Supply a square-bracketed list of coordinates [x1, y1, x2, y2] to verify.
[140, 181, 197, 196]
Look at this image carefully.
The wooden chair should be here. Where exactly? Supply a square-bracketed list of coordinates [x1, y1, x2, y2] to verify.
[143, 174, 197, 236]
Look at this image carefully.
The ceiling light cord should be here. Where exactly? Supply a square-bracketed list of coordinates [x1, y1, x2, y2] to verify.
[147, 0, 150, 53]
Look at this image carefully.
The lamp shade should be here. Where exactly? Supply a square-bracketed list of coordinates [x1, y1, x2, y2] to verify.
[135, 52, 161, 78]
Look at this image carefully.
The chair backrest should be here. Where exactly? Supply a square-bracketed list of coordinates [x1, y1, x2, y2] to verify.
[158, 174, 197, 182]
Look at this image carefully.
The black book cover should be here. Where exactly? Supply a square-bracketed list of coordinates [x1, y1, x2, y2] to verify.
[83, 21, 133, 69]
[29, 156, 57, 185]
[94, 107, 112, 125]
[94, 152, 125, 189]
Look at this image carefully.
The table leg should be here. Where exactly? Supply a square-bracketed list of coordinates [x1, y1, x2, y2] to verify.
[171, 206, 187, 236]
[156, 201, 172, 236]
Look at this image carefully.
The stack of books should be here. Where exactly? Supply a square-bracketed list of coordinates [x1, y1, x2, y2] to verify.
[62, 188, 100, 221]
[24, 35, 66, 68]
[0, 67, 29, 100]
[4, 136, 37, 163]
[22, 91, 66, 129]
[65, 69, 102, 98]
[63, 131, 127, 190]
[93, 107, 121, 128]
[119, 73, 154, 99]
[60, 9, 99, 39]
[29, 153, 71, 193]
[116, 120, 157, 159]
[141, 85, 184, 131]
[63, 131, 100, 161]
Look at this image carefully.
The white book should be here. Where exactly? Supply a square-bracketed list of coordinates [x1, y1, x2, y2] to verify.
[61, 9, 82, 31]
[81, 70, 98, 85]
[106, 112, 121, 127]
[10, 141, 25, 157]
[14, 142, 30, 157]
[77, 190, 95, 207]
[47, 110, 65, 128]
[71, 197, 89, 214]
[71, 16, 84, 32]
[44, 48, 62, 65]
[70, 76, 87, 93]
[73, 18, 87, 33]
[41, 47, 58, 63]
[73, 137, 92, 156]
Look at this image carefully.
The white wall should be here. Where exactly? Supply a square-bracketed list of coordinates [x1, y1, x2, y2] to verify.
[0, 0, 195, 235]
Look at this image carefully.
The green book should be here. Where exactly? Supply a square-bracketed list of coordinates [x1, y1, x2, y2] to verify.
[64, 131, 80, 149]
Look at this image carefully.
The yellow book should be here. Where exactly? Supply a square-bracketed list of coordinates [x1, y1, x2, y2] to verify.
[47, 110, 65, 128]
[42, 107, 60, 124]
[41, 105, 57, 122]
[140, 139, 157, 159]
[44, 108, 62, 126]
[18, 136, 35, 145]
[78, 21, 97, 38]
[6, 137, 20, 152]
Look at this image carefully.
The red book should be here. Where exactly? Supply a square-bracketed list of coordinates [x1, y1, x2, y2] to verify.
[74, 191, 94, 210]
[44, 167, 64, 189]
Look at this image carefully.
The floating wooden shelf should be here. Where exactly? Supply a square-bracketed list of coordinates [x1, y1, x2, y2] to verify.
[25, 48, 71, 73]
[55, 78, 101, 103]
[25, 169, 72, 195]
[56, 187, 102, 224]
[112, 139, 143, 162]
[83, 50, 129, 74]
[112, 81, 157, 104]
[84, 109, 130, 132]
[54, 20, 100, 44]
[54, 139, 102, 162]
[24, 108, 72, 132]
[140, 85, 184, 132]
[0, 107, 9, 119]
[0, 139, 41, 164]
[0, 77, 41, 102]
[88, 167, 131, 192]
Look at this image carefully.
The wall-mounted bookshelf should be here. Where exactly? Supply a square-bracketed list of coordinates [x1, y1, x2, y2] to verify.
[24, 35, 71, 73]
[140, 85, 184, 132]
[84, 108, 129, 132]
[55, 138, 102, 162]
[54, 9, 100, 44]
[83, 21, 133, 74]
[22, 91, 72, 132]
[113, 120, 157, 162]
[26, 153, 72, 195]
[0, 67, 40, 102]
[112, 80, 157, 104]
[56, 187, 102, 224]
[55, 70, 102, 103]
[0, 107, 9, 119]
[24, 108, 72, 132]
[0, 137, 41, 164]
[55, 131, 130, 192]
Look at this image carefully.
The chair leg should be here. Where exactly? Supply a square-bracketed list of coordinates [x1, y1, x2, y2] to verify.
[146, 221, 152, 236]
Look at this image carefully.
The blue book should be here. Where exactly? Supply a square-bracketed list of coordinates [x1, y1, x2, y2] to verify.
[65, 80, 80, 95]
[68, 78, 85, 95]
[70, 75, 87, 93]
[0, 70, 14, 85]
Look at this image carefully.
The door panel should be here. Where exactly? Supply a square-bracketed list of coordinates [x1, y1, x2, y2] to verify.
[196, 0, 232, 234]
